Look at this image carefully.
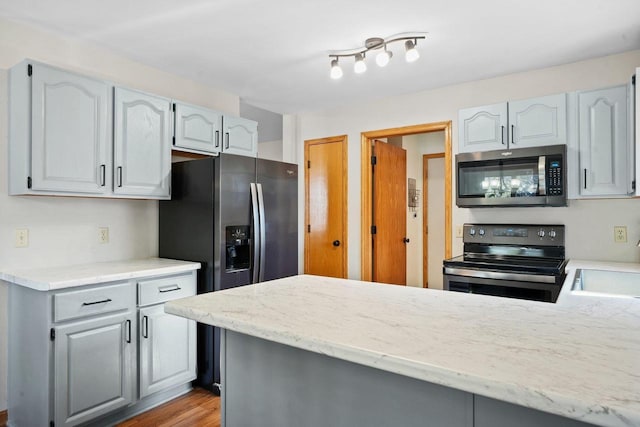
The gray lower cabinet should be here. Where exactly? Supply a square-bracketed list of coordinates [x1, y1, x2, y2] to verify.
[8, 270, 197, 427]
[138, 273, 196, 398]
[54, 312, 136, 427]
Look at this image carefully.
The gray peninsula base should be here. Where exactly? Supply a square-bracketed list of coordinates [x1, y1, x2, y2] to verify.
[221, 330, 594, 427]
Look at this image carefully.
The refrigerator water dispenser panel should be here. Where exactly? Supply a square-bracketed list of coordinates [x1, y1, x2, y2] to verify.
[226, 226, 251, 272]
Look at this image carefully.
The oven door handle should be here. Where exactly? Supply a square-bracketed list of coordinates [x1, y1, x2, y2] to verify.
[443, 267, 557, 284]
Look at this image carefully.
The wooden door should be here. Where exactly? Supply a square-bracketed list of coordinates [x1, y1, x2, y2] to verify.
[373, 140, 407, 285]
[31, 63, 110, 194]
[304, 136, 347, 278]
[113, 87, 172, 199]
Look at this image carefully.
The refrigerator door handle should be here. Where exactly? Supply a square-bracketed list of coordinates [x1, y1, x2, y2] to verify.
[256, 183, 266, 283]
[250, 183, 260, 284]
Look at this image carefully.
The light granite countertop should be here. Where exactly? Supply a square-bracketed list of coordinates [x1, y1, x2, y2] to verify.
[0, 258, 201, 291]
[166, 273, 640, 427]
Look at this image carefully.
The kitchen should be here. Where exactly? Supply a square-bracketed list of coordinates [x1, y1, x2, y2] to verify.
[1, 1, 640, 426]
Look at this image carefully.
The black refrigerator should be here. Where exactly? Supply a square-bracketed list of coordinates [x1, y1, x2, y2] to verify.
[159, 153, 298, 393]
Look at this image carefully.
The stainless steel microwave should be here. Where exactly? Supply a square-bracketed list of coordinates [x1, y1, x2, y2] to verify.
[456, 144, 567, 207]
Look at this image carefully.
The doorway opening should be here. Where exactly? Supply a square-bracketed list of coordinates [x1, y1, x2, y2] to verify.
[360, 122, 452, 285]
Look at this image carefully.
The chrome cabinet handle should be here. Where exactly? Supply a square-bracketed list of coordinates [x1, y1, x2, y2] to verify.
[117, 166, 123, 187]
[501, 126, 505, 145]
[100, 164, 106, 186]
[225, 132, 230, 149]
[511, 124, 516, 144]
[584, 169, 587, 189]
[158, 285, 182, 293]
[215, 130, 220, 148]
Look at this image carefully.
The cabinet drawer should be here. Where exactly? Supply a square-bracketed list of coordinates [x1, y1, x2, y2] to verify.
[54, 282, 132, 322]
[138, 273, 195, 306]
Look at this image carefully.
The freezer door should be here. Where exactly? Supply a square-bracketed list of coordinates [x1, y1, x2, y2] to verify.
[216, 154, 257, 290]
[257, 159, 299, 281]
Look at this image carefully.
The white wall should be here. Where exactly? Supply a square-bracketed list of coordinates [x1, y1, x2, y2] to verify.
[258, 140, 284, 161]
[0, 18, 240, 411]
[296, 49, 640, 279]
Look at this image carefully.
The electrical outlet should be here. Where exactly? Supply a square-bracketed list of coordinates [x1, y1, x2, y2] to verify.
[456, 225, 464, 238]
[99, 227, 109, 244]
[614, 226, 627, 243]
[15, 229, 29, 248]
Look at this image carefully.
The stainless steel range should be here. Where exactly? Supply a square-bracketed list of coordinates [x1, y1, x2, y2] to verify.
[443, 224, 567, 303]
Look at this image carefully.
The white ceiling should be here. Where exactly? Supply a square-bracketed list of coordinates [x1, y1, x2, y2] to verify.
[1, 0, 639, 114]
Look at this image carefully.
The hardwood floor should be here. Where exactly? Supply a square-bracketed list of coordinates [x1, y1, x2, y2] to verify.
[117, 388, 221, 427]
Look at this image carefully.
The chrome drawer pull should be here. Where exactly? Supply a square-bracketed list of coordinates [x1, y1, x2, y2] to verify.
[82, 298, 112, 306]
[158, 285, 181, 293]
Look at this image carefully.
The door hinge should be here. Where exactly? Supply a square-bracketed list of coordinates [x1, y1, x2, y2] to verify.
[371, 225, 377, 235]
[632, 180, 636, 191]
[307, 160, 310, 169]
[27, 64, 32, 76]
[50, 421, 54, 427]
[50, 328, 55, 341]
[307, 224, 311, 233]
[371, 155, 377, 166]
[27, 176, 32, 189]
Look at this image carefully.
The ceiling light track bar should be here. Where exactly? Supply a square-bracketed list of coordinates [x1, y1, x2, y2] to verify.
[328, 32, 427, 57]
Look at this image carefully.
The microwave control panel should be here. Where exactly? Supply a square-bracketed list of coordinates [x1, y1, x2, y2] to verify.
[547, 156, 563, 196]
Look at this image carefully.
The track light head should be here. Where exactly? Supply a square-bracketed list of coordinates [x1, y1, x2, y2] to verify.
[375, 47, 392, 67]
[405, 40, 420, 62]
[354, 53, 367, 74]
[330, 58, 343, 79]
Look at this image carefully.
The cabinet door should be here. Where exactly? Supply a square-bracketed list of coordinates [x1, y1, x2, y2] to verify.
[174, 102, 223, 154]
[508, 93, 567, 148]
[458, 103, 508, 153]
[31, 64, 110, 194]
[139, 304, 196, 398]
[223, 116, 258, 157]
[114, 87, 171, 198]
[54, 312, 135, 427]
[578, 85, 629, 196]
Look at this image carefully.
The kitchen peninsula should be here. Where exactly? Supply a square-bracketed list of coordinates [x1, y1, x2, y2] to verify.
[166, 274, 640, 427]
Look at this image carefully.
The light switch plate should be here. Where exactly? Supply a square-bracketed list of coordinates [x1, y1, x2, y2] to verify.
[99, 227, 109, 244]
[15, 229, 28, 247]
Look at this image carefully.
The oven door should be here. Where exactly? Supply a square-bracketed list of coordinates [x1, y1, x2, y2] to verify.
[443, 269, 561, 303]
[456, 145, 566, 207]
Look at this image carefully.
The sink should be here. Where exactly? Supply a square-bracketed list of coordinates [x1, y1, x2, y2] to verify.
[571, 269, 640, 298]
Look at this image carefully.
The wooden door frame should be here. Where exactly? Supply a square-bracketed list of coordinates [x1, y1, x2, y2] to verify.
[361, 122, 452, 282]
[422, 153, 445, 288]
[304, 135, 348, 278]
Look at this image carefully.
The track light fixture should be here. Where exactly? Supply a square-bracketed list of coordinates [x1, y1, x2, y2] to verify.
[328, 32, 426, 79]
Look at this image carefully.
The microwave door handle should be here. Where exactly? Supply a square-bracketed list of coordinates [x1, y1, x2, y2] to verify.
[538, 156, 546, 196]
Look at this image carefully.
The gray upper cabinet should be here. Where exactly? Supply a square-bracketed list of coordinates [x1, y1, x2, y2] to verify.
[223, 115, 258, 157]
[576, 85, 630, 197]
[458, 93, 567, 153]
[173, 102, 223, 154]
[458, 103, 508, 153]
[114, 87, 172, 199]
[10, 61, 111, 195]
[9, 60, 172, 199]
[508, 94, 567, 149]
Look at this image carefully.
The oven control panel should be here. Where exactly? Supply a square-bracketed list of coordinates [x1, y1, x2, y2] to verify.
[464, 224, 564, 246]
